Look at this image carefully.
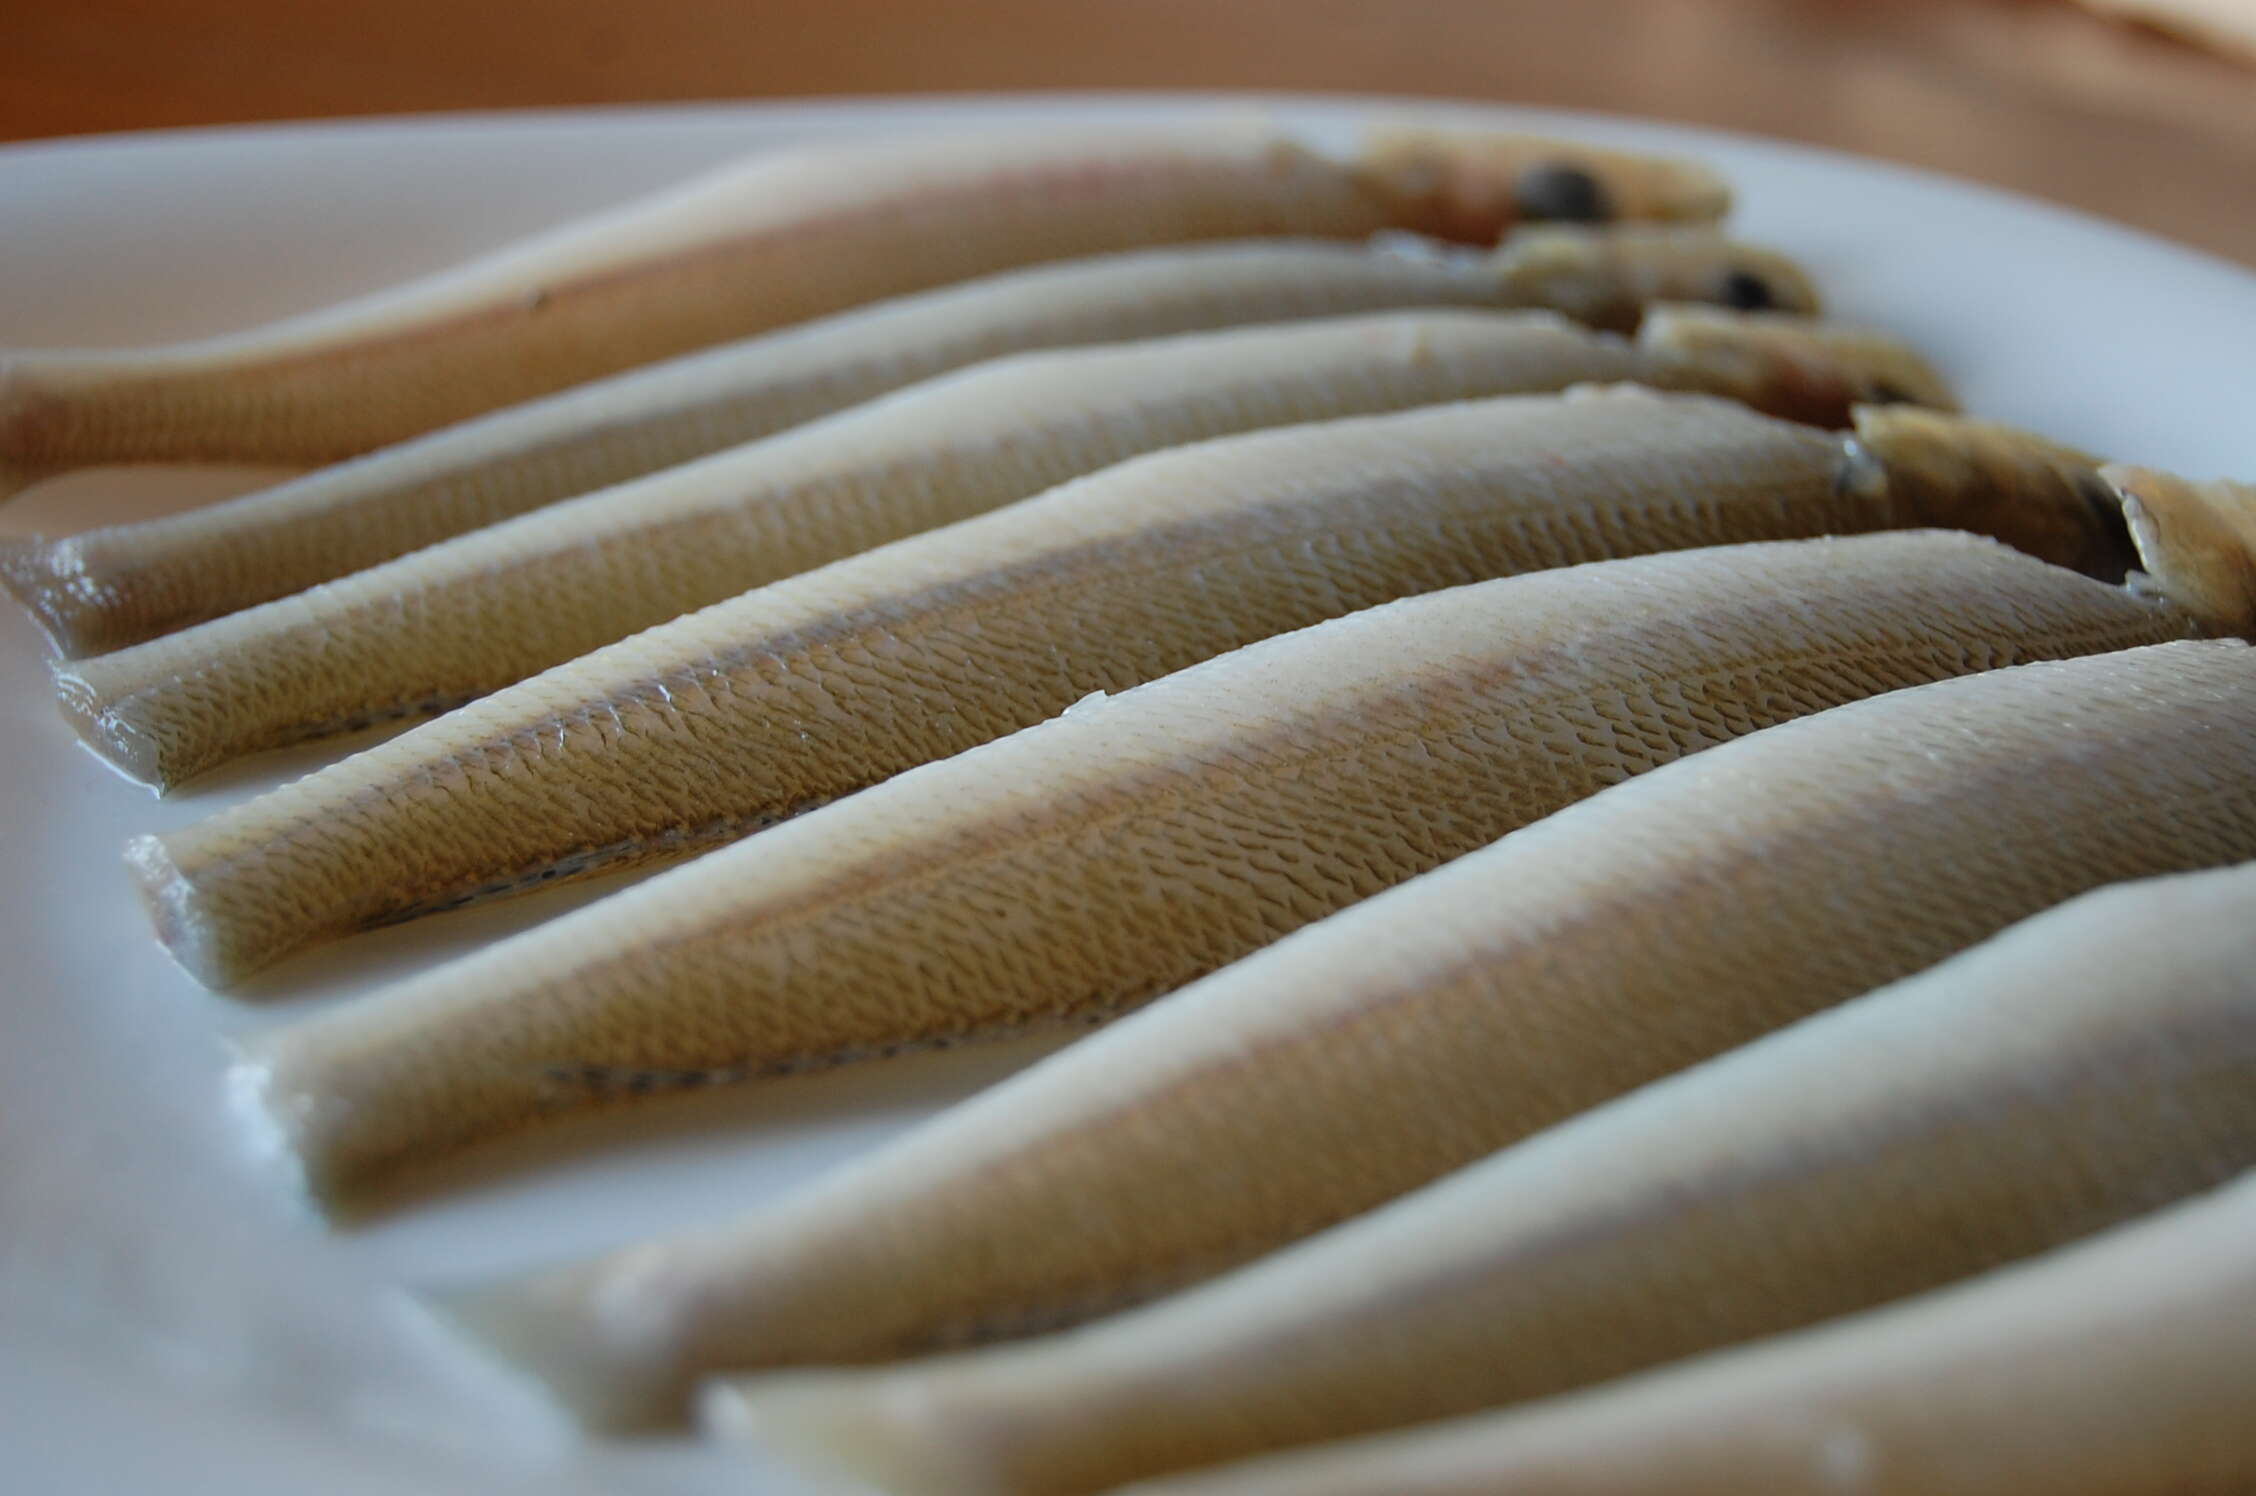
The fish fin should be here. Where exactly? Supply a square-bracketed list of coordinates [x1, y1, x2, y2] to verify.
[1849, 406, 2139, 583]
[1637, 304, 1957, 428]
[2107, 465, 2256, 639]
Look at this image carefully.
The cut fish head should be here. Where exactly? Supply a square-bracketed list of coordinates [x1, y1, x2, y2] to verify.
[1636, 305, 1956, 428]
[1852, 406, 2141, 583]
[2109, 465, 2256, 639]
[1490, 227, 1821, 332]
[1355, 127, 1732, 243]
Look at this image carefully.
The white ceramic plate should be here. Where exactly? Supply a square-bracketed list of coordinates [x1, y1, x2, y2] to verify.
[3, 94, 2253, 1496]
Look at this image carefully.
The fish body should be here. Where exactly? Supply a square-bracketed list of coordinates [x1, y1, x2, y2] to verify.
[1125, 1153, 2256, 1495]
[419, 639, 2256, 1433]
[687, 652, 2256, 1491]
[58, 309, 1944, 791]
[239, 532, 2184, 1220]
[0, 124, 1726, 485]
[137, 385, 2011, 985]
[0, 227, 1816, 658]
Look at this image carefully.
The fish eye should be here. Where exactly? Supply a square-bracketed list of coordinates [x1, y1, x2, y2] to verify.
[1719, 269, 1774, 311]
[1514, 163, 1610, 223]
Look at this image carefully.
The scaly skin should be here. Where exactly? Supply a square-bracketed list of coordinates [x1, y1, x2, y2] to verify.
[127, 377, 2027, 991]
[684, 645, 2256, 1489]
[0, 227, 1818, 658]
[422, 626, 2256, 1434]
[1119, 1161, 2256, 1496]
[236, 531, 2183, 1224]
[0, 123, 1727, 488]
[57, 308, 1946, 791]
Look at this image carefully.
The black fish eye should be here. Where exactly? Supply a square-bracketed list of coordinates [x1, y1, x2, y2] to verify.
[1514, 163, 1610, 223]
[1720, 269, 1774, 311]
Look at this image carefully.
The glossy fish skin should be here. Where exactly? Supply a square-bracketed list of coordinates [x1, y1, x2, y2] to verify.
[238, 531, 2183, 1223]
[1119, 1164, 2256, 1496]
[60, 308, 1946, 792]
[0, 124, 1727, 493]
[0, 227, 1818, 659]
[686, 642, 2256, 1489]
[133, 386, 1955, 989]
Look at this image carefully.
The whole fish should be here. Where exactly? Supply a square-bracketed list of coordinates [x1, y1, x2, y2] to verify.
[0, 227, 1817, 658]
[238, 529, 2182, 1220]
[57, 307, 1948, 791]
[685, 649, 2256, 1492]
[1116, 1164, 2256, 1496]
[0, 123, 1727, 493]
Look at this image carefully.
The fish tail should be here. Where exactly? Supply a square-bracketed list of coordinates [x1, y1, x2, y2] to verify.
[0, 534, 92, 656]
[0, 533, 53, 612]
[222, 1047, 321, 1210]
[123, 833, 236, 992]
[2108, 465, 2256, 639]
[703, 1370, 990, 1496]
[427, 1268, 706, 1434]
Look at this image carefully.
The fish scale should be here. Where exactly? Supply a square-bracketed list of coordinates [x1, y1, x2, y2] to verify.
[236, 530, 2189, 1234]
[138, 389, 2079, 991]
[418, 638, 2256, 1444]
[711, 856, 2256, 1496]
[58, 310, 1652, 790]
[14, 227, 1809, 669]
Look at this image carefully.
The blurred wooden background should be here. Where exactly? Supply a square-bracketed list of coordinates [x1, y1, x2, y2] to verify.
[3, 0, 2252, 264]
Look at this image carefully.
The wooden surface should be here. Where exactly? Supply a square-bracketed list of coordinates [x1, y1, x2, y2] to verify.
[2, 0, 2252, 265]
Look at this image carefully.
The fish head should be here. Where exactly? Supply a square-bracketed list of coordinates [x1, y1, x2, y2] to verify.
[1852, 406, 2142, 584]
[1356, 128, 1732, 244]
[1637, 305, 1956, 429]
[1491, 227, 1820, 332]
[2107, 465, 2256, 639]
